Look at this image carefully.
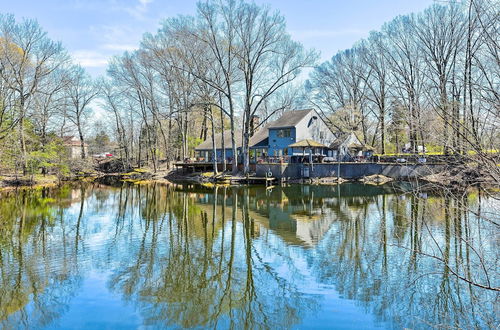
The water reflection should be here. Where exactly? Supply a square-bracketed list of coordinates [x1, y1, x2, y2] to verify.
[0, 183, 498, 329]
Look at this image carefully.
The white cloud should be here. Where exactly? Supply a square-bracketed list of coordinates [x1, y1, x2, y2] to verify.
[72, 50, 109, 68]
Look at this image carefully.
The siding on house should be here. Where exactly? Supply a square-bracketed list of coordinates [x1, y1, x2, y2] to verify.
[267, 109, 336, 157]
[294, 110, 335, 146]
[268, 127, 296, 156]
[62, 136, 88, 159]
[197, 148, 236, 161]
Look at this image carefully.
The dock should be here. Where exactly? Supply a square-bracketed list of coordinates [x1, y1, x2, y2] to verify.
[174, 162, 215, 173]
[213, 174, 276, 186]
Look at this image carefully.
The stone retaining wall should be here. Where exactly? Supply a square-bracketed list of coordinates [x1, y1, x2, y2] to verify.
[256, 162, 447, 179]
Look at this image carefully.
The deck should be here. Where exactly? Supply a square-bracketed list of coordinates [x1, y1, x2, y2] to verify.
[174, 162, 215, 173]
[174, 162, 276, 186]
[212, 174, 276, 186]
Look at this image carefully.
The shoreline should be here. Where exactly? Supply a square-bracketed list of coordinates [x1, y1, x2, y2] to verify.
[1, 164, 498, 192]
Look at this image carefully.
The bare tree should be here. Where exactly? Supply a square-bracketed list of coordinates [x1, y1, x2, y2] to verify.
[66, 65, 99, 159]
[100, 80, 132, 170]
[231, 0, 318, 173]
[382, 14, 425, 153]
[194, 2, 241, 174]
[414, 3, 466, 154]
[0, 14, 68, 172]
[307, 49, 368, 141]
[359, 32, 390, 153]
[32, 67, 70, 149]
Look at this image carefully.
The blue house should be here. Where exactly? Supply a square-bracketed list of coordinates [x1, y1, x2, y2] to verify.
[195, 109, 345, 163]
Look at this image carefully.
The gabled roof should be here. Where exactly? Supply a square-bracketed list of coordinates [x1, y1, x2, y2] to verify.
[267, 109, 313, 129]
[62, 135, 88, 147]
[195, 109, 331, 151]
[329, 132, 374, 151]
[195, 131, 243, 150]
[196, 120, 278, 150]
[249, 121, 274, 147]
[329, 132, 358, 149]
[288, 139, 327, 148]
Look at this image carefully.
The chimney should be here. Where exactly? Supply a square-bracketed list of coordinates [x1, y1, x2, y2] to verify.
[250, 115, 260, 136]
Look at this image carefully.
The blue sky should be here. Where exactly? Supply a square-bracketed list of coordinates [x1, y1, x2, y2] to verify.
[3, 0, 436, 77]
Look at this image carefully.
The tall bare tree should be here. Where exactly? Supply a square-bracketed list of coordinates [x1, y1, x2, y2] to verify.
[0, 14, 68, 172]
[66, 65, 99, 159]
[231, 0, 318, 173]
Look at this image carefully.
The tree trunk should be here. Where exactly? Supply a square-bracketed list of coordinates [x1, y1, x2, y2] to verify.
[209, 105, 218, 175]
[230, 119, 237, 175]
[242, 113, 251, 175]
[19, 98, 28, 175]
[220, 106, 226, 172]
[167, 116, 172, 169]
[380, 105, 386, 154]
[77, 118, 86, 159]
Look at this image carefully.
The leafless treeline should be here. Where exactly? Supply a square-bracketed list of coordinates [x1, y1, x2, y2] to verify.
[0, 14, 100, 175]
[307, 0, 499, 159]
[103, 0, 317, 174]
[1, 0, 498, 178]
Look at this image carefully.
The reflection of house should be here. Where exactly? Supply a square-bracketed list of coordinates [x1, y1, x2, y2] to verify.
[195, 109, 339, 162]
[180, 184, 392, 248]
[263, 205, 337, 248]
[294, 213, 337, 246]
[63, 136, 88, 159]
[329, 132, 374, 161]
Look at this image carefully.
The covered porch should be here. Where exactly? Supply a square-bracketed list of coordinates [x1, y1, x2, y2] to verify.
[287, 139, 333, 163]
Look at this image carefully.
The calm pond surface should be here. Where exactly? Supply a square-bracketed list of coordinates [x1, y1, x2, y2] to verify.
[0, 182, 498, 329]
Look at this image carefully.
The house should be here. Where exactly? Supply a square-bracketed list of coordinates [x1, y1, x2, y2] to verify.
[195, 109, 373, 163]
[195, 109, 336, 162]
[266, 109, 335, 158]
[329, 132, 374, 161]
[62, 136, 88, 159]
[194, 124, 272, 163]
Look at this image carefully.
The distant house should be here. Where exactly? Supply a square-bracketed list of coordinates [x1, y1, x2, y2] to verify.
[62, 136, 88, 159]
[194, 109, 373, 163]
[403, 143, 426, 153]
[329, 132, 374, 161]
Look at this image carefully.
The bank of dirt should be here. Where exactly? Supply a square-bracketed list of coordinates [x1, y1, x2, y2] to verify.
[421, 163, 499, 189]
[1, 159, 498, 191]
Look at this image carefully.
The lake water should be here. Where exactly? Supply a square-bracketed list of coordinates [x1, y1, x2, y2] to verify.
[0, 183, 498, 329]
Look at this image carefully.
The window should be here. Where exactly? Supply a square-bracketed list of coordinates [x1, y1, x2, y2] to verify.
[308, 116, 317, 127]
[320, 132, 324, 139]
[277, 129, 291, 138]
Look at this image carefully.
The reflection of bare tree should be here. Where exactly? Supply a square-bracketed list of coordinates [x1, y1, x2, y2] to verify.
[106, 184, 318, 328]
[172, 184, 498, 328]
[309, 191, 498, 329]
[0, 183, 497, 329]
[0, 188, 83, 329]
